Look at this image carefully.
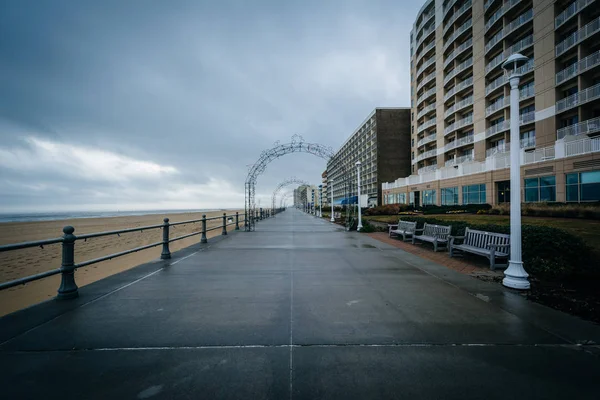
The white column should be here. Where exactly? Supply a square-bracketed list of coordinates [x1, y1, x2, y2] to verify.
[330, 179, 335, 222]
[503, 74, 530, 289]
[356, 161, 363, 231]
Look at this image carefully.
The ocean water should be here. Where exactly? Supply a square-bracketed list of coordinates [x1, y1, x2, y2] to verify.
[0, 209, 227, 223]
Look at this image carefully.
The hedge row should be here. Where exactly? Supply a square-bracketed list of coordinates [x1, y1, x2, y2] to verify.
[363, 203, 492, 216]
[394, 216, 592, 280]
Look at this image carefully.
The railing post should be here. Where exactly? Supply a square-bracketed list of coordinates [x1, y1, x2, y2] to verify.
[222, 212, 228, 235]
[161, 218, 171, 260]
[57, 226, 78, 299]
[201, 214, 207, 243]
[235, 212, 240, 230]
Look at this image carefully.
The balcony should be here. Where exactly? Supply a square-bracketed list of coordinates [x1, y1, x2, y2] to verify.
[444, 0, 458, 14]
[417, 8, 436, 34]
[523, 146, 555, 164]
[484, 0, 499, 12]
[417, 102, 436, 119]
[521, 136, 536, 149]
[556, 0, 595, 29]
[565, 136, 600, 157]
[416, 148, 438, 162]
[486, 119, 510, 138]
[417, 118, 437, 133]
[486, 144, 507, 157]
[444, 76, 473, 102]
[444, 114, 474, 136]
[486, 34, 534, 76]
[444, 57, 473, 85]
[417, 133, 437, 147]
[443, 18, 472, 53]
[556, 49, 600, 86]
[418, 165, 438, 174]
[557, 116, 600, 139]
[519, 84, 535, 100]
[556, 82, 600, 113]
[444, 95, 473, 118]
[444, 134, 474, 152]
[519, 111, 535, 125]
[417, 41, 435, 64]
[556, 16, 600, 57]
[485, 0, 521, 33]
[417, 71, 436, 92]
[417, 87, 436, 106]
[417, 24, 436, 49]
[416, 56, 435, 77]
[485, 96, 506, 116]
[443, 0, 472, 36]
[445, 153, 474, 167]
[444, 37, 473, 69]
[485, 9, 533, 54]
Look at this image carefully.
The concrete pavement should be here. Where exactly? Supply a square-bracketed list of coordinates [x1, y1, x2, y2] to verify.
[1, 208, 599, 399]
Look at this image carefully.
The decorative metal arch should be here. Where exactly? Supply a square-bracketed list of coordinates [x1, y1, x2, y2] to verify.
[245, 134, 342, 231]
[271, 177, 310, 212]
[279, 192, 293, 208]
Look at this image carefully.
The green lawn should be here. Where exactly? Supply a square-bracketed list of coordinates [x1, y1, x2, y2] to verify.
[365, 214, 600, 250]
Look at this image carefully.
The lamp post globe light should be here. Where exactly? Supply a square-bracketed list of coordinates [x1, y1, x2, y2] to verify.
[356, 161, 363, 231]
[501, 53, 530, 290]
[329, 179, 335, 222]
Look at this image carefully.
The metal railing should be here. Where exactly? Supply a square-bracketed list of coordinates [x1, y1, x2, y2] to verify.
[556, 15, 600, 57]
[556, 49, 600, 86]
[444, 95, 473, 118]
[445, 153, 474, 167]
[484, 0, 499, 12]
[485, 0, 521, 32]
[417, 24, 436, 49]
[486, 96, 506, 116]
[444, 37, 473, 68]
[521, 136, 536, 148]
[444, 114, 473, 136]
[486, 60, 534, 95]
[0, 211, 259, 297]
[418, 165, 438, 174]
[556, 0, 595, 29]
[443, 18, 472, 51]
[486, 119, 510, 137]
[519, 84, 535, 100]
[417, 41, 435, 64]
[417, 71, 436, 92]
[557, 116, 600, 139]
[485, 9, 533, 54]
[417, 102, 437, 119]
[416, 56, 436, 77]
[417, 117, 437, 133]
[417, 87, 436, 106]
[485, 35, 533, 75]
[443, 0, 472, 35]
[520, 110, 535, 125]
[444, 57, 473, 85]
[565, 136, 600, 156]
[523, 145, 555, 164]
[445, 134, 474, 152]
[444, 76, 473, 101]
[417, 8, 436, 34]
[416, 148, 438, 162]
[417, 133, 437, 147]
[556, 82, 600, 113]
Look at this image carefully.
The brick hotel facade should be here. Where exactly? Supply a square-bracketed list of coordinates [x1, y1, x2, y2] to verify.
[382, 0, 600, 206]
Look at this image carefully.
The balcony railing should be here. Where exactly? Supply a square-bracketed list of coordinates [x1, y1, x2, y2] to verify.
[484, 0, 499, 12]
[485, 9, 533, 54]
[416, 148, 438, 162]
[486, 34, 534, 75]
[417, 87, 436, 106]
[486, 144, 507, 157]
[444, 95, 473, 118]
[417, 41, 435, 64]
[416, 56, 436, 77]
[444, 134, 474, 152]
[556, 49, 600, 86]
[565, 136, 600, 157]
[417, 133, 437, 147]
[417, 24, 436, 49]
[417, 71, 436, 92]
[445, 153, 474, 167]
[557, 116, 600, 139]
[443, 0, 472, 35]
[523, 146, 555, 164]
[556, 82, 600, 113]
[444, 37, 473, 69]
[417, 118, 437, 133]
[486, 119, 510, 138]
[519, 111, 535, 125]
[417, 102, 437, 119]
[418, 165, 438, 174]
[486, 96, 506, 116]
[444, 114, 474, 136]
[556, 16, 600, 57]
[519, 84, 535, 100]
[556, 0, 595, 29]
[443, 18, 472, 52]
[444, 0, 458, 14]
[485, 0, 521, 33]
[417, 8, 436, 34]
[444, 57, 473, 85]
[444, 76, 473, 102]
[486, 59, 534, 95]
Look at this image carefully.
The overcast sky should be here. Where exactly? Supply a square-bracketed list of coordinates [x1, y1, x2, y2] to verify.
[0, 0, 418, 212]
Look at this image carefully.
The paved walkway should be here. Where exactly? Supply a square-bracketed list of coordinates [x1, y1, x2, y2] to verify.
[1, 208, 600, 399]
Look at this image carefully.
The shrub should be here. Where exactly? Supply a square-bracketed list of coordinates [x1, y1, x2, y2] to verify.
[364, 203, 412, 216]
[417, 204, 491, 215]
[395, 216, 591, 280]
[487, 202, 600, 220]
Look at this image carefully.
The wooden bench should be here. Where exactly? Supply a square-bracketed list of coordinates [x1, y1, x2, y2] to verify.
[388, 220, 417, 241]
[411, 222, 452, 252]
[449, 228, 510, 270]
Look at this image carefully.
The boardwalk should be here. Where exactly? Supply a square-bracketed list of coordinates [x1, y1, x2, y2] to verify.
[1, 208, 599, 399]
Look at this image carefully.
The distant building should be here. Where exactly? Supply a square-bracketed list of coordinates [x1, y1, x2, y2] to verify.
[327, 108, 412, 206]
[321, 170, 328, 206]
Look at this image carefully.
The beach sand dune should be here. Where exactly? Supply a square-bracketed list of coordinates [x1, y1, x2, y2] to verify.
[0, 210, 243, 316]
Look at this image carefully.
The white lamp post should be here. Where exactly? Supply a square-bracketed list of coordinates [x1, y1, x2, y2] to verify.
[501, 53, 530, 290]
[330, 179, 335, 222]
[356, 161, 363, 231]
[318, 185, 323, 217]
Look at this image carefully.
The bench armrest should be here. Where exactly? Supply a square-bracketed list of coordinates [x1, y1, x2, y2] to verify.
[414, 228, 424, 233]
[388, 224, 399, 229]
[449, 235, 464, 246]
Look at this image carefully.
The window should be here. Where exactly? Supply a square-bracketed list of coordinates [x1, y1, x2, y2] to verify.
[422, 189, 436, 205]
[525, 176, 556, 202]
[561, 115, 578, 128]
[521, 130, 535, 147]
[520, 104, 534, 115]
[462, 184, 486, 204]
[441, 187, 458, 205]
[566, 171, 600, 202]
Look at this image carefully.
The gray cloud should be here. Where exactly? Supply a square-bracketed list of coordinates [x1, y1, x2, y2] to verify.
[0, 0, 418, 212]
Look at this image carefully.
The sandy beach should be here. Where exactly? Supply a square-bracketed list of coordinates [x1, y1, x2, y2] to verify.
[0, 210, 244, 316]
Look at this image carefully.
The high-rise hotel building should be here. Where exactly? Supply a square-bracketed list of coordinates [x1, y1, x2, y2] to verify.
[382, 0, 600, 206]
